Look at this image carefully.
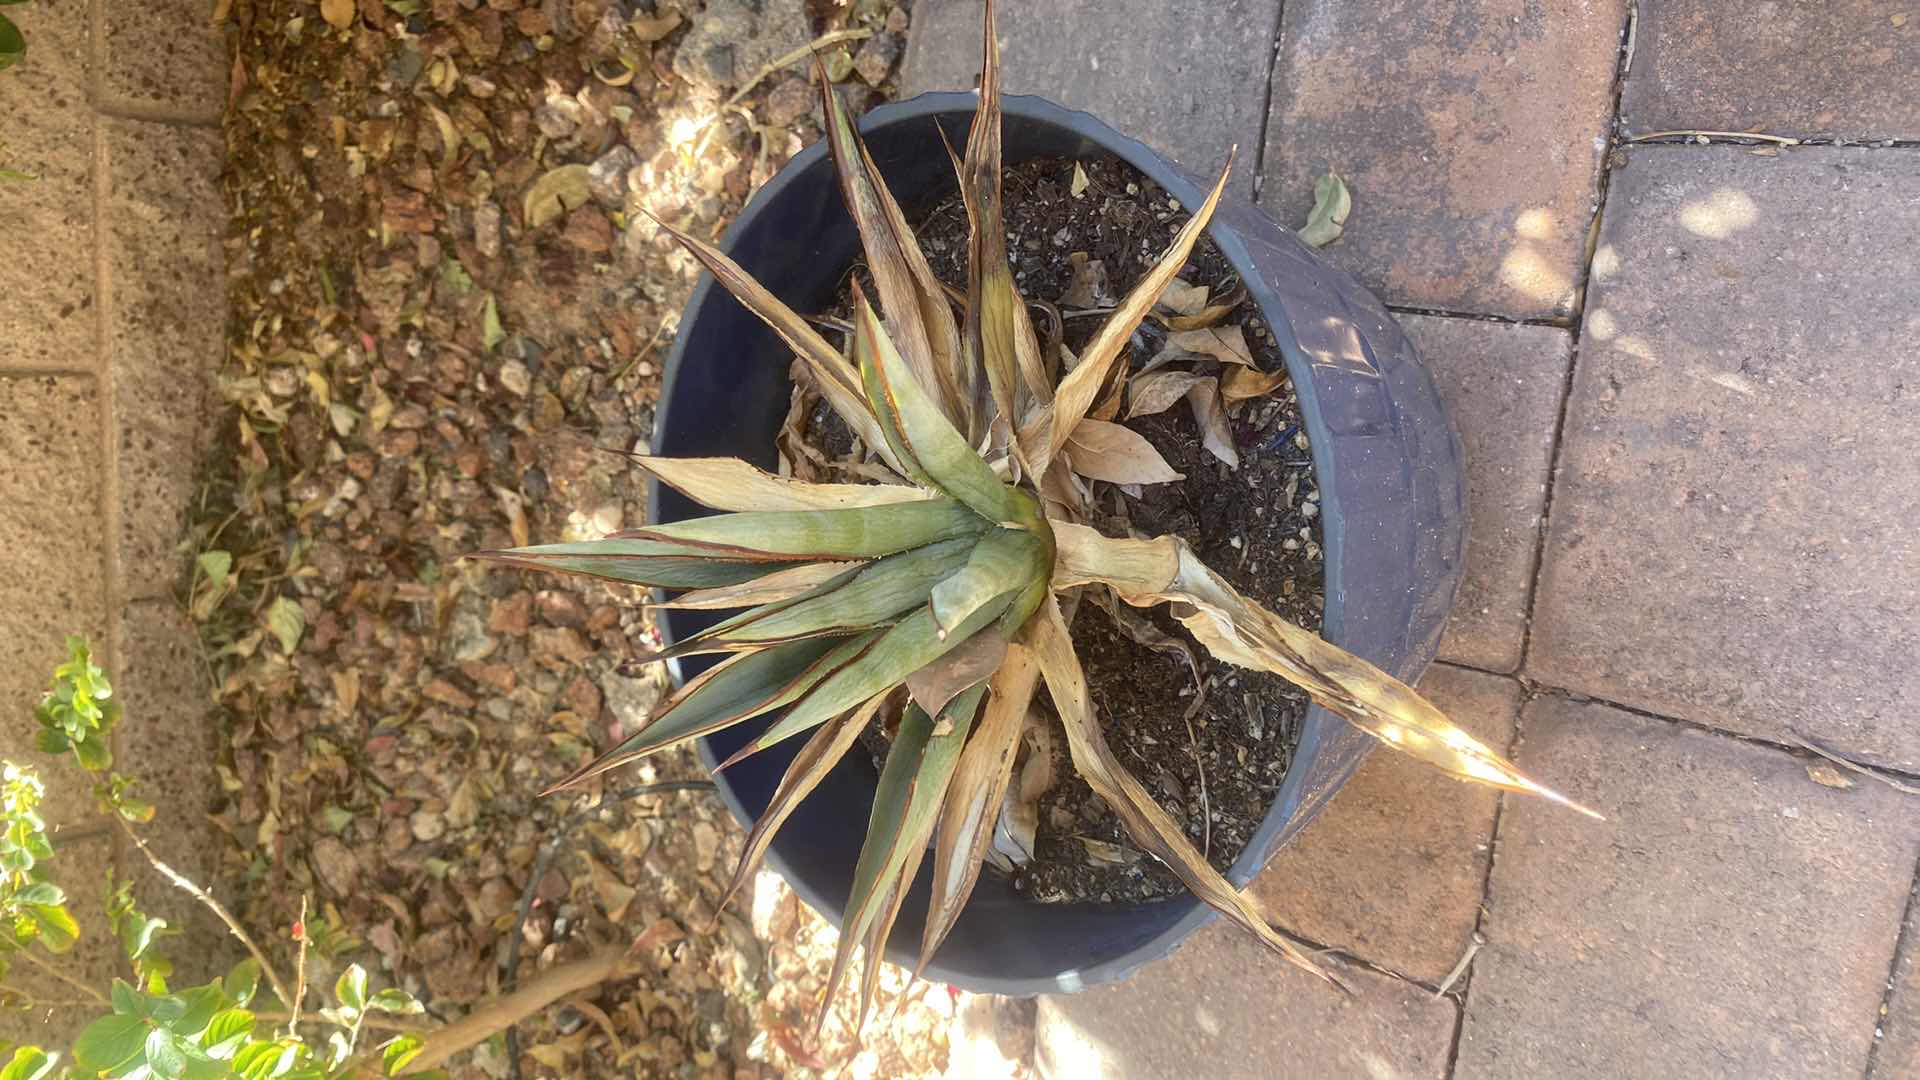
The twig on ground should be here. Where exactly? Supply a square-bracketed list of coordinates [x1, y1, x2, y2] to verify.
[722, 28, 874, 111]
[1434, 933, 1482, 997]
[108, 806, 295, 1013]
[500, 780, 718, 1079]
[17, 949, 109, 1006]
[288, 894, 310, 1037]
[254, 1010, 425, 1035]
[1624, 129, 1801, 145]
[409, 945, 643, 1073]
[1789, 732, 1920, 795]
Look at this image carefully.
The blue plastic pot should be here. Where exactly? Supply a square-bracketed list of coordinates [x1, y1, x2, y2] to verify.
[648, 92, 1465, 995]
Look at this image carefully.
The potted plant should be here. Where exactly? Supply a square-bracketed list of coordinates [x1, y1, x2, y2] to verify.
[477, 1, 1593, 1026]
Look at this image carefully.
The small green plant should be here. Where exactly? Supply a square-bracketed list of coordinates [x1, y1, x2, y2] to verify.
[1, 638, 430, 1079]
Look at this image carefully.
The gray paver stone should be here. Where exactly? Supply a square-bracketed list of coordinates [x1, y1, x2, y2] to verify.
[0, 835, 123, 1048]
[1036, 929, 1453, 1080]
[0, 0, 97, 373]
[1263, 0, 1628, 319]
[98, 0, 228, 119]
[1529, 146, 1920, 771]
[1876, 876, 1920, 1079]
[1399, 315, 1571, 673]
[1458, 696, 1920, 1078]
[1621, 0, 1920, 141]
[901, 0, 1282, 189]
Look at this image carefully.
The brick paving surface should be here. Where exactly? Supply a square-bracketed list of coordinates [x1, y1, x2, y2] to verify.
[1620, 0, 1920, 141]
[1036, 932, 1456, 1080]
[0, 0, 229, 1048]
[1250, 665, 1515, 985]
[1402, 316, 1572, 674]
[1261, 0, 1628, 320]
[901, 0, 1280, 191]
[1529, 147, 1920, 772]
[895, 1, 1920, 1075]
[1878, 883, 1920, 1078]
[1458, 697, 1920, 1078]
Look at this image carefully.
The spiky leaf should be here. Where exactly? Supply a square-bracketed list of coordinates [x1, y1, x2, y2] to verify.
[820, 684, 988, 1032]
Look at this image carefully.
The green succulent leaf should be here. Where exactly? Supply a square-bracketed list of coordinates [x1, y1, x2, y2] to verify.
[821, 685, 988, 1031]
[479, 500, 988, 589]
[545, 633, 877, 792]
[724, 591, 1015, 764]
[854, 294, 1024, 526]
[670, 537, 976, 656]
[928, 527, 1046, 638]
[468, 548, 780, 590]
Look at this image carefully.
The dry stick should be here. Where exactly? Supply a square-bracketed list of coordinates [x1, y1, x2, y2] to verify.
[722, 28, 874, 111]
[500, 781, 717, 1079]
[1624, 129, 1802, 145]
[288, 894, 310, 1037]
[254, 1010, 424, 1035]
[689, 27, 878, 159]
[112, 811, 296, 1013]
[17, 948, 109, 1006]
[406, 946, 642, 1073]
[1433, 934, 1483, 998]
[1790, 732, 1920, 795]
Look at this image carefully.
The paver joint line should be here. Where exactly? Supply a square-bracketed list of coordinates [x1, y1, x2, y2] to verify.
[1513, 0, 1640, 682]
[1247, 0, 1288, 200]
[1867, 855, 1920, 1078]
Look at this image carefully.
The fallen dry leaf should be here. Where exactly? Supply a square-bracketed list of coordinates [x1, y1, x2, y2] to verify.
[1126, 368, 1208, 418]
[1805, 762, 1855, 789]
[1168, 324, 1255, 367]
[524, 164, 593, 230]
[1186, 377, 1240, 468]
[1299, 171, 1352, 248]
[1066, 418, 1185, 484]
[1156, 277, 1209, 316]
[1059, 252, 1110, 308]
[1221, 365, 1288, 404]
[318, 0, 354, 30]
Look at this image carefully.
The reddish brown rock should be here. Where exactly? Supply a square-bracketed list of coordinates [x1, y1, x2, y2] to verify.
[487, 591, 532, 635]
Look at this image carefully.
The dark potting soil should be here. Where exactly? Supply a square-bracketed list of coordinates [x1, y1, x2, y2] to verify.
[817, 154, 1324, 903]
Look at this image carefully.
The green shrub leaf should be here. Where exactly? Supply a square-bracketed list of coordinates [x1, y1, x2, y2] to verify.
[73, 1014, 146, 1072]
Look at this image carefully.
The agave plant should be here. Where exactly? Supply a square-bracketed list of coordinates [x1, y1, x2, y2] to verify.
[476, 1, 1595, 1031]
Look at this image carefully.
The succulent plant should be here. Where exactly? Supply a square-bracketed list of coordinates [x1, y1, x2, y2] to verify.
[476, 0, 1595, 1031]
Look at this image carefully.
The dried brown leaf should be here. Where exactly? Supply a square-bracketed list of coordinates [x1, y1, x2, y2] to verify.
[1221, 365, 1288, 404]
[1049, 523, 1604, 819]
[1031, 153, 1235, 474]
[1126, 368, 1208, 419]
[1065, 419, 1184, 484]
[1168, 324, 1255, 367]
[1060, 252, 1110, 308]
[905, 624, 1008, 719]
[1024, 594, 1340, 988]
[1156, 277, 1210, 316]
[919, 645, 1039, 972]
[1186, 377, 1240, 468]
